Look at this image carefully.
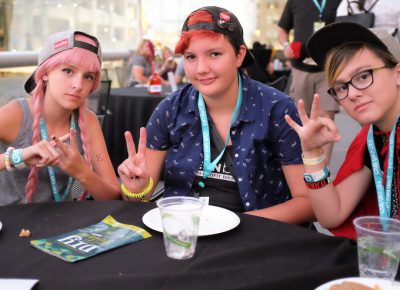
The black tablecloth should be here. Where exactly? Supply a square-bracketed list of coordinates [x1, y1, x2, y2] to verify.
[103, 87, 169, 172]
[0, 201, 359, 290]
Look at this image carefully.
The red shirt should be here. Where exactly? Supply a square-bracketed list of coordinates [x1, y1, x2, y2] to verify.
[331, 125, 400, 239]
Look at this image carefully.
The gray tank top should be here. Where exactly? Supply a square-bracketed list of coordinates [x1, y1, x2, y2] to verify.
[0, 99, 77, 205]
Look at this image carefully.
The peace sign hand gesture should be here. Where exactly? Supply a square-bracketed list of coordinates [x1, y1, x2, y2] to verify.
[118, 128, 151, 195]
[284, 94, 341, 154]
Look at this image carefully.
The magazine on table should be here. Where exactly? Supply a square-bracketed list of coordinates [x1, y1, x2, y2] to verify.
[31, 215, 151, 262]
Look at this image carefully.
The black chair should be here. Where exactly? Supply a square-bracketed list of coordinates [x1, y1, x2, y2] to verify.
[265, 75, 288, 92]
[87, 80, 112, 127]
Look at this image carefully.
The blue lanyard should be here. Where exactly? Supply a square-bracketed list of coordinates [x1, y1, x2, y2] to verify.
[39, 115, 76, 202]
[197, 73, 242, 188]
[312, 0, 326, 18]
[367, 115, 400, 218]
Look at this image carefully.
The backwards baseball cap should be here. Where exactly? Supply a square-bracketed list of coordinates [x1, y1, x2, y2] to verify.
[180, 6, 254, 67]
[24, 30, 102, 94]
[307, 22, 399, 68]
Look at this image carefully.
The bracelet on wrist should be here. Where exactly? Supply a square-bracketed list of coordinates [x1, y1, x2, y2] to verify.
[121, 177, 154, 199]
[283, 42, 290, 49]
[11, 148, 27, 170]
[304, 173, 332, 189]
[4, 147, 15, 172]
[301, 151, 325, 166]
[304, 166, 330, 183]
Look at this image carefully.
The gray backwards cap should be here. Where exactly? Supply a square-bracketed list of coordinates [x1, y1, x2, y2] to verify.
[24, 30, 102, 94]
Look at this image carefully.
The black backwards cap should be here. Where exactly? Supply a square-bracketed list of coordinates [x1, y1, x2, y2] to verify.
[307, 22, 395, 68]
[24, 30, 102, 94]
[181, 6, 254, 67]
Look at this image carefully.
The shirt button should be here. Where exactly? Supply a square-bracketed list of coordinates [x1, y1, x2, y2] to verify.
[231, 130, 236, 135]
[245, 202, 250, 207]
[234, 153, 239, 158]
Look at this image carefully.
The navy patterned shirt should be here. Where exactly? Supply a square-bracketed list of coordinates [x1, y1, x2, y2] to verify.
[146, 74, 302, 211]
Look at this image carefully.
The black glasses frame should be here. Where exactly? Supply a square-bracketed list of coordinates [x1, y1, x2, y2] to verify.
[327, 66, 387, 101]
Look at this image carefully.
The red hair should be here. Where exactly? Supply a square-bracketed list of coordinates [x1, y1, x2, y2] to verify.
[175, 10, 240, 55]
[175, 10, 221, 54]
[25, 33, 100, 202]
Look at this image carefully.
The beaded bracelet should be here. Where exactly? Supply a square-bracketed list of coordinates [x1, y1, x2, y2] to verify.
[301, 152, 325, 166]
[11, 148, 27, 170]
[4, 147, 15, 171]
[121, 177, 154, 199]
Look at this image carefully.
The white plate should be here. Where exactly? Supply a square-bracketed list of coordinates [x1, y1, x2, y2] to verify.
[315, 277, 400, 290]
[142, 205, 240, 236]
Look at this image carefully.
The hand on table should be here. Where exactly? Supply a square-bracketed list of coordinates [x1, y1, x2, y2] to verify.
[284, 94, 341, 153]
[118, 128, 151, 197]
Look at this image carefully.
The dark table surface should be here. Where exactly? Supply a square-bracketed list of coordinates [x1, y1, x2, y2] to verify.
[103, 86, 170, 172]
[0, 200, 360, 290]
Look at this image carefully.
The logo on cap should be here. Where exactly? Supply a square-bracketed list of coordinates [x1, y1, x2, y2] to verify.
[54, 39, 69, 50]
[219, 12, 231, 22]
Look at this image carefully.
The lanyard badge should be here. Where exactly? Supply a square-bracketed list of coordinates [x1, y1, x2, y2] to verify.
[39, 115, 77, 202]
[197, 73, 242, 189]
[367, 114, 400, 218]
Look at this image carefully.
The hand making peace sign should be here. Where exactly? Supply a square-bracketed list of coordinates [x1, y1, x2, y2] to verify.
[118, 128, 151, 195]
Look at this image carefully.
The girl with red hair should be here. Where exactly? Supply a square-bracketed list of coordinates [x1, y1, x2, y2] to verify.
[0, 31, 120, 205]
[118, 7, 313, 224]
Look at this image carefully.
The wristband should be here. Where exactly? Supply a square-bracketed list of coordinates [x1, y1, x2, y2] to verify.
[304, 174, 332, 189]
[11, 148, 27, 170]
[283, 42, 290, 50]
[304, 166, 330, 182]
[4, 147, 15, 171]
[121, 177, 154, 199]
[302, 152, 325, 166]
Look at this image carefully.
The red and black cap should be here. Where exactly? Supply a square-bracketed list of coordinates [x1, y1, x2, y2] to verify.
[181, 6, 254, 67]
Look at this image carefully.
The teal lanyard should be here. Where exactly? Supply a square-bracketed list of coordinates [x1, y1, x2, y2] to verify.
[367, 114, 400, 218]
[39, 115, 76, 202]
[312, 0, 326, 18]
[197, 73, 242, 188]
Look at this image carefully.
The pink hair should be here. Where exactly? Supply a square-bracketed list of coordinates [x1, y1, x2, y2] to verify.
[25, 33, 100, 202]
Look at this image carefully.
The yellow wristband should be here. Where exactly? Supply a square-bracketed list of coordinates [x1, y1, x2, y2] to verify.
[301, 153, 325, 166]
[121, 177, 154, 199]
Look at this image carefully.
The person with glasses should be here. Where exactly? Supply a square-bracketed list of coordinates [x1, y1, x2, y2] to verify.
[285, 22, 400, 239]
[118, 6, 314, 224]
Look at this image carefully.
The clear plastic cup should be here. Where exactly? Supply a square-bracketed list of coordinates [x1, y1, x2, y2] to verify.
[354, 216, 400, 280]
[157, 196, 204, 259]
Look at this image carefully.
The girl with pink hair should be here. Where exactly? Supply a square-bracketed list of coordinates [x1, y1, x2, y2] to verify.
[0, 31, 120, 205]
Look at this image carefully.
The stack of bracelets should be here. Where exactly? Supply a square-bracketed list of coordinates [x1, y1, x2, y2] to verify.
[4, 147, 28, 171]
[120, 177, 154, 201]
[302, 151, 331, 189]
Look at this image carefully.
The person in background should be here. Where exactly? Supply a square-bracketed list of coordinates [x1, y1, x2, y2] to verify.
[118, 6, 313, 224]
[285, 22, 400, 239]
[336, 0, 400, 41]
[174, 56, 186, 85]
[0, 31, 120, 205]
[278, 0, 341, 164]
[126, 39, 155, 86]
[159, 46, 177, 81]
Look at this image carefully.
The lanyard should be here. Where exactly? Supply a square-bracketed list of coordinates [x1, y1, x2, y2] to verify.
[39, 115, 76, 202]
[367, 114, 400, 218]
[197, 73, 242, 188]
[312, 0, 326, 18]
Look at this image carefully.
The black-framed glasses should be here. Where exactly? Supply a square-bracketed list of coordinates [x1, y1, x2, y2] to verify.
[327, 66, 388, 101]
